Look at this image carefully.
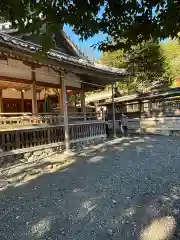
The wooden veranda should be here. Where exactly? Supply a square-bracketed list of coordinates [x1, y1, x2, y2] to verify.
[0, 30, 128, 153]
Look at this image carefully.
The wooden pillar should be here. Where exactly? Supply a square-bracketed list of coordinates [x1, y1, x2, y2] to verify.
[80, 90, 86, 120]
[21, 90, 24, 112]
[139, 100, 143, 117]
[31, 67, 37, 114]
[58, 88, 64, 115]
[112, 84, 117, 138]
[32, 81, 37, 114]
[0, 89, 3, 113]
[60, 72, 70, 151]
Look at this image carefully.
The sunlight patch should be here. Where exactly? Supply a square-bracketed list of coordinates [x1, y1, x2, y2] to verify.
[123, 142, 130, 146]
[130, 138, 145, 143]
[140, 216, 176, 240]
[82, 199, 96, 210]
[0, 179, 10, 191]
[73, 188, 82, 193]
[30, 217, 51, 238]
[78, 199, 97, 219]
[88, 156, 104, 164]
[124, 207, 136, 217]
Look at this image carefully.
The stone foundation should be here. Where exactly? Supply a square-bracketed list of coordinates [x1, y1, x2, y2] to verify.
[0, 136, 106, 167]
[142, 128, 180, 137]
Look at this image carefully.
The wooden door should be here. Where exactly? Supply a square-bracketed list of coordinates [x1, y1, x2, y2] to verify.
[3, 99, 21, 113]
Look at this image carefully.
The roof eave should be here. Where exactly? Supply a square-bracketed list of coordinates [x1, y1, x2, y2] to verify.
[0, 33, 128, 77]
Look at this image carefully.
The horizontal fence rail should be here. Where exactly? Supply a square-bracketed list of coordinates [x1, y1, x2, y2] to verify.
[0, 113, 63, 126]
[0, 121, 106, 152]
[0, 112, 103, 128]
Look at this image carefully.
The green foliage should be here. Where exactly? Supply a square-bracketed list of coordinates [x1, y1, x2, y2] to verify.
[160, 40, 180, 86]
[101, 40, 171, 93]
[68, 93, 80, 106]
[126, 40, 170, 91]
[1, 0, 180, 50]
[100, 50, 125, 68]
[100, 50, 136, 93]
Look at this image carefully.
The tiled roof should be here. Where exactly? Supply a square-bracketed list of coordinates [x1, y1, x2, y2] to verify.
[104, 94, 139, 104]
[97, 87, 180, 105]
[0, 32, 128, 76]
[86, 90, 113, 103]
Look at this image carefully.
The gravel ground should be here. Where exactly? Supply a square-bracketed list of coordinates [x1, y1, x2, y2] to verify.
[1, 135, 180, 239]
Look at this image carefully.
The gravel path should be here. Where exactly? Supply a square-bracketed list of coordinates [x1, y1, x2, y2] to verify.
[1, 135, 180, 239]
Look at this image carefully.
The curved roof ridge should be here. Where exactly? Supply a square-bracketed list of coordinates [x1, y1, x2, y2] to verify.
[61, 30, 92, 62]
[0, 32, 128, 76]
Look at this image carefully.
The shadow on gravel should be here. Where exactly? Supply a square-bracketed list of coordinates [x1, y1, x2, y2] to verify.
[0, 136, 180, 239]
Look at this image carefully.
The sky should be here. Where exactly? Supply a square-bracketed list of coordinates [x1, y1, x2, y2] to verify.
[63, 6, 106, 61]
[63, 25, 106, 61]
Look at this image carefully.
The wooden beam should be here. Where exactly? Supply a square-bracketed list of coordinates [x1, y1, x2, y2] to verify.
[0, 75, 32, 84]
[0, 75, 59, 88]
[22, 60, 42, 69]
[0, 75, 88, 94]
[35, 81, 60, 88]
[0, 75, 82, 90]
[53, 61, 123, 81]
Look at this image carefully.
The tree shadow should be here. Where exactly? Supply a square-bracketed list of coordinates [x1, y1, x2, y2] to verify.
[0, 135, 180, 239]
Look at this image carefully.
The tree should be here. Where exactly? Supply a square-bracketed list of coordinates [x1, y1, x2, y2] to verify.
[160, 40, 180, 87]
[1, 1, 180, 51]
[126, 40, 171, 92]
[100, 50, 125, 68]
[101, 40, 171, 93]
[100, 49, 135, 93]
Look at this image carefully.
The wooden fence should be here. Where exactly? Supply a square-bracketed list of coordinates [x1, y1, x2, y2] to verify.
[0, 121, 106, 151]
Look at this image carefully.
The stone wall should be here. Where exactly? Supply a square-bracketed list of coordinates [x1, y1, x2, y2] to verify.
[107, 117, 180, 136]
[0, 136, 106, 168]
[141, 117, 180, 136]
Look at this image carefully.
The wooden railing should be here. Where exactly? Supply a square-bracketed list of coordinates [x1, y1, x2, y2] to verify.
[68, 112, 103, 121]
[0, 113, 63, 126]
[0, 121, 106, 151]
[69, 121, 106, 141]
[0, 112, 102, 128]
